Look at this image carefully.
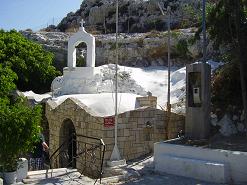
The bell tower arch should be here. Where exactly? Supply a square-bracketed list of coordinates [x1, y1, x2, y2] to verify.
[67, 20, 95, 68]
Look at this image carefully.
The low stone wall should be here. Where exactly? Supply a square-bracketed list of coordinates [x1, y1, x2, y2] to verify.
[103, 107, 185, 161]
[154, 140, 247, 184]
[103, 107, 165, 161]
[167, 113, 185, 139]
[46, 97, 185, 168]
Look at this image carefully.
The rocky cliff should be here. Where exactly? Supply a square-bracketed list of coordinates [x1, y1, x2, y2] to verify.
[22, 28, 206, 71]
[56, 0, 201, 33]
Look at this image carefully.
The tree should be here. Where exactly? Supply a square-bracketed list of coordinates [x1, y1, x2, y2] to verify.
[0, 64, 17, 99]
[0, 63, 42, 172]
[0, 98, 42, 171]
[0, 30, 60, 93]
[0, 31, 44, 172]
[207, 0, 247, 128]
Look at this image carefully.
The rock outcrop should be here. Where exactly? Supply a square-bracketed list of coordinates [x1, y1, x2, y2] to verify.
[22, 28, 204, 70]
[56, 0, 201, 33]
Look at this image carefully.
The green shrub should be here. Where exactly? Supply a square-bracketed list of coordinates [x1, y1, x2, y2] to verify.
[212, 61, 242, 111]
[175, 39, 189, 58]
[76, 55, 86, 67]
[0, 64, 17, 99]
[0, 98, 42, 172]
[0, 30, 60, 93]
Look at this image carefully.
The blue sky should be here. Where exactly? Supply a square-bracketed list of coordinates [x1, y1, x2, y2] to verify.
[0, 0, 83, 31]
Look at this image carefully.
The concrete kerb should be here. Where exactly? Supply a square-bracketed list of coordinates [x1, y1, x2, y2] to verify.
[154, 138, 247, 184]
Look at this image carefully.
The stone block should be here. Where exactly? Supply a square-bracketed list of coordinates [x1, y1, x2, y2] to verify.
[103, 138, 114, 144]
[122, 117, 129, 124]
[104, 151, 112, 160]
[137, 146, 143, 153]
[155, 154, 228, 184]
[118, 141, 125, 149]
[118, 124, 126, 129]
[126, 123, 132, 129]
[137, 124, 144, 128]
[137, 118, 144, 125]
[107, 130, 114, 138]
[118, 129, 124, 137]
[124, 129, 130, 137]
[124, 142, 131, 149]
[133, 122, 138, 128]
[118, 117, 123, 123]
[118, 137, 127, 142]
[129, 136, 135, 141]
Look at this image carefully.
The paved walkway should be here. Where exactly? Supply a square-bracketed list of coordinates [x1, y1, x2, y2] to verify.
[113, 156, 223, 185]
[13, 156, 225, 185]
[120, 174, 221, 185]
[15, 168, 98, 185]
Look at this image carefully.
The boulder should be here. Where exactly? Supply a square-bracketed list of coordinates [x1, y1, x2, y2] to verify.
[218, 115, 237, 136]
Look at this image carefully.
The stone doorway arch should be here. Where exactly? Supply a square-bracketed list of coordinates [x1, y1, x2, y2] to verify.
[59, 119, 76, 168]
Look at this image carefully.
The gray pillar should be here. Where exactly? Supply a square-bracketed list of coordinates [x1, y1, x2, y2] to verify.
[185, 63, 211, 139]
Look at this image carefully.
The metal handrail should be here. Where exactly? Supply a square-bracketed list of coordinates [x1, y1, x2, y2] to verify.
[49, 134, 105, 183]
[49, 135, 73, 166]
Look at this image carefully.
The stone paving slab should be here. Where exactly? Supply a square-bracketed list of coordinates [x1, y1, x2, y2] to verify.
[102, 156, 229, 185]
[117, 173, 222, 185]
[10, 155, 241, 185]
[16, 168, 98, 185]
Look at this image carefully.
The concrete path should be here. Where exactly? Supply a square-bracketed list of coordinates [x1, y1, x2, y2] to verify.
[118, 173, 222, 185]
[107, 156, 224, 185]
[13, 156, 227, 185]
[15, 168, 98, 185]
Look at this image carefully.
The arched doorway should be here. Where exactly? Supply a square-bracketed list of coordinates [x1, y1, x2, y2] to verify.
[59, 119, 76, 168]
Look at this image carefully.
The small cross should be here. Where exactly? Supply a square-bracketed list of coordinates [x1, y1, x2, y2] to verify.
[80, 19, 85, 29]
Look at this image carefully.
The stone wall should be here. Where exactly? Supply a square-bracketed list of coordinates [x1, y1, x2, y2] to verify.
[46, 97, 184, 168]
[103, 107, 185, 161]
[46, 98, 104, 173]
[167, 112, 185, 139]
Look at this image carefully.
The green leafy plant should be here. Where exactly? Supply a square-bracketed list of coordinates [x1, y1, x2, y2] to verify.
[0, 99, 42, 172]
[206, 0, 247, 126]
[175, 39, 189, 58]
[212, 61, 242, 111]
[0, 64, 17, 100]
[76, 55, 86, 67]
[0, 29, 60, 93]
[0, 61, 42, 172]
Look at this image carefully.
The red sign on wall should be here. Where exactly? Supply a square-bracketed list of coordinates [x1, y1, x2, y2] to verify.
[104, 116, 115, 127]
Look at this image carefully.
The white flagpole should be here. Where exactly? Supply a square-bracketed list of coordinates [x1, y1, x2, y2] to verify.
[110, 0, 121, 161]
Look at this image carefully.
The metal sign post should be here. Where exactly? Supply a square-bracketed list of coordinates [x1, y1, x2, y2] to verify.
[157, 3, 171, 112]
[202, 0, 207, 63]
[108, 0, 126, 166]
[167, 6, 171, 113]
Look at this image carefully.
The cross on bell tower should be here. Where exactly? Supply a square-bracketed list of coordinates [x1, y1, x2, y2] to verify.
[80, 19, 85, 31]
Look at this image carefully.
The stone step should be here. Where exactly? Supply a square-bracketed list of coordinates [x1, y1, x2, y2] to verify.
[22, 168, 96, 184]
